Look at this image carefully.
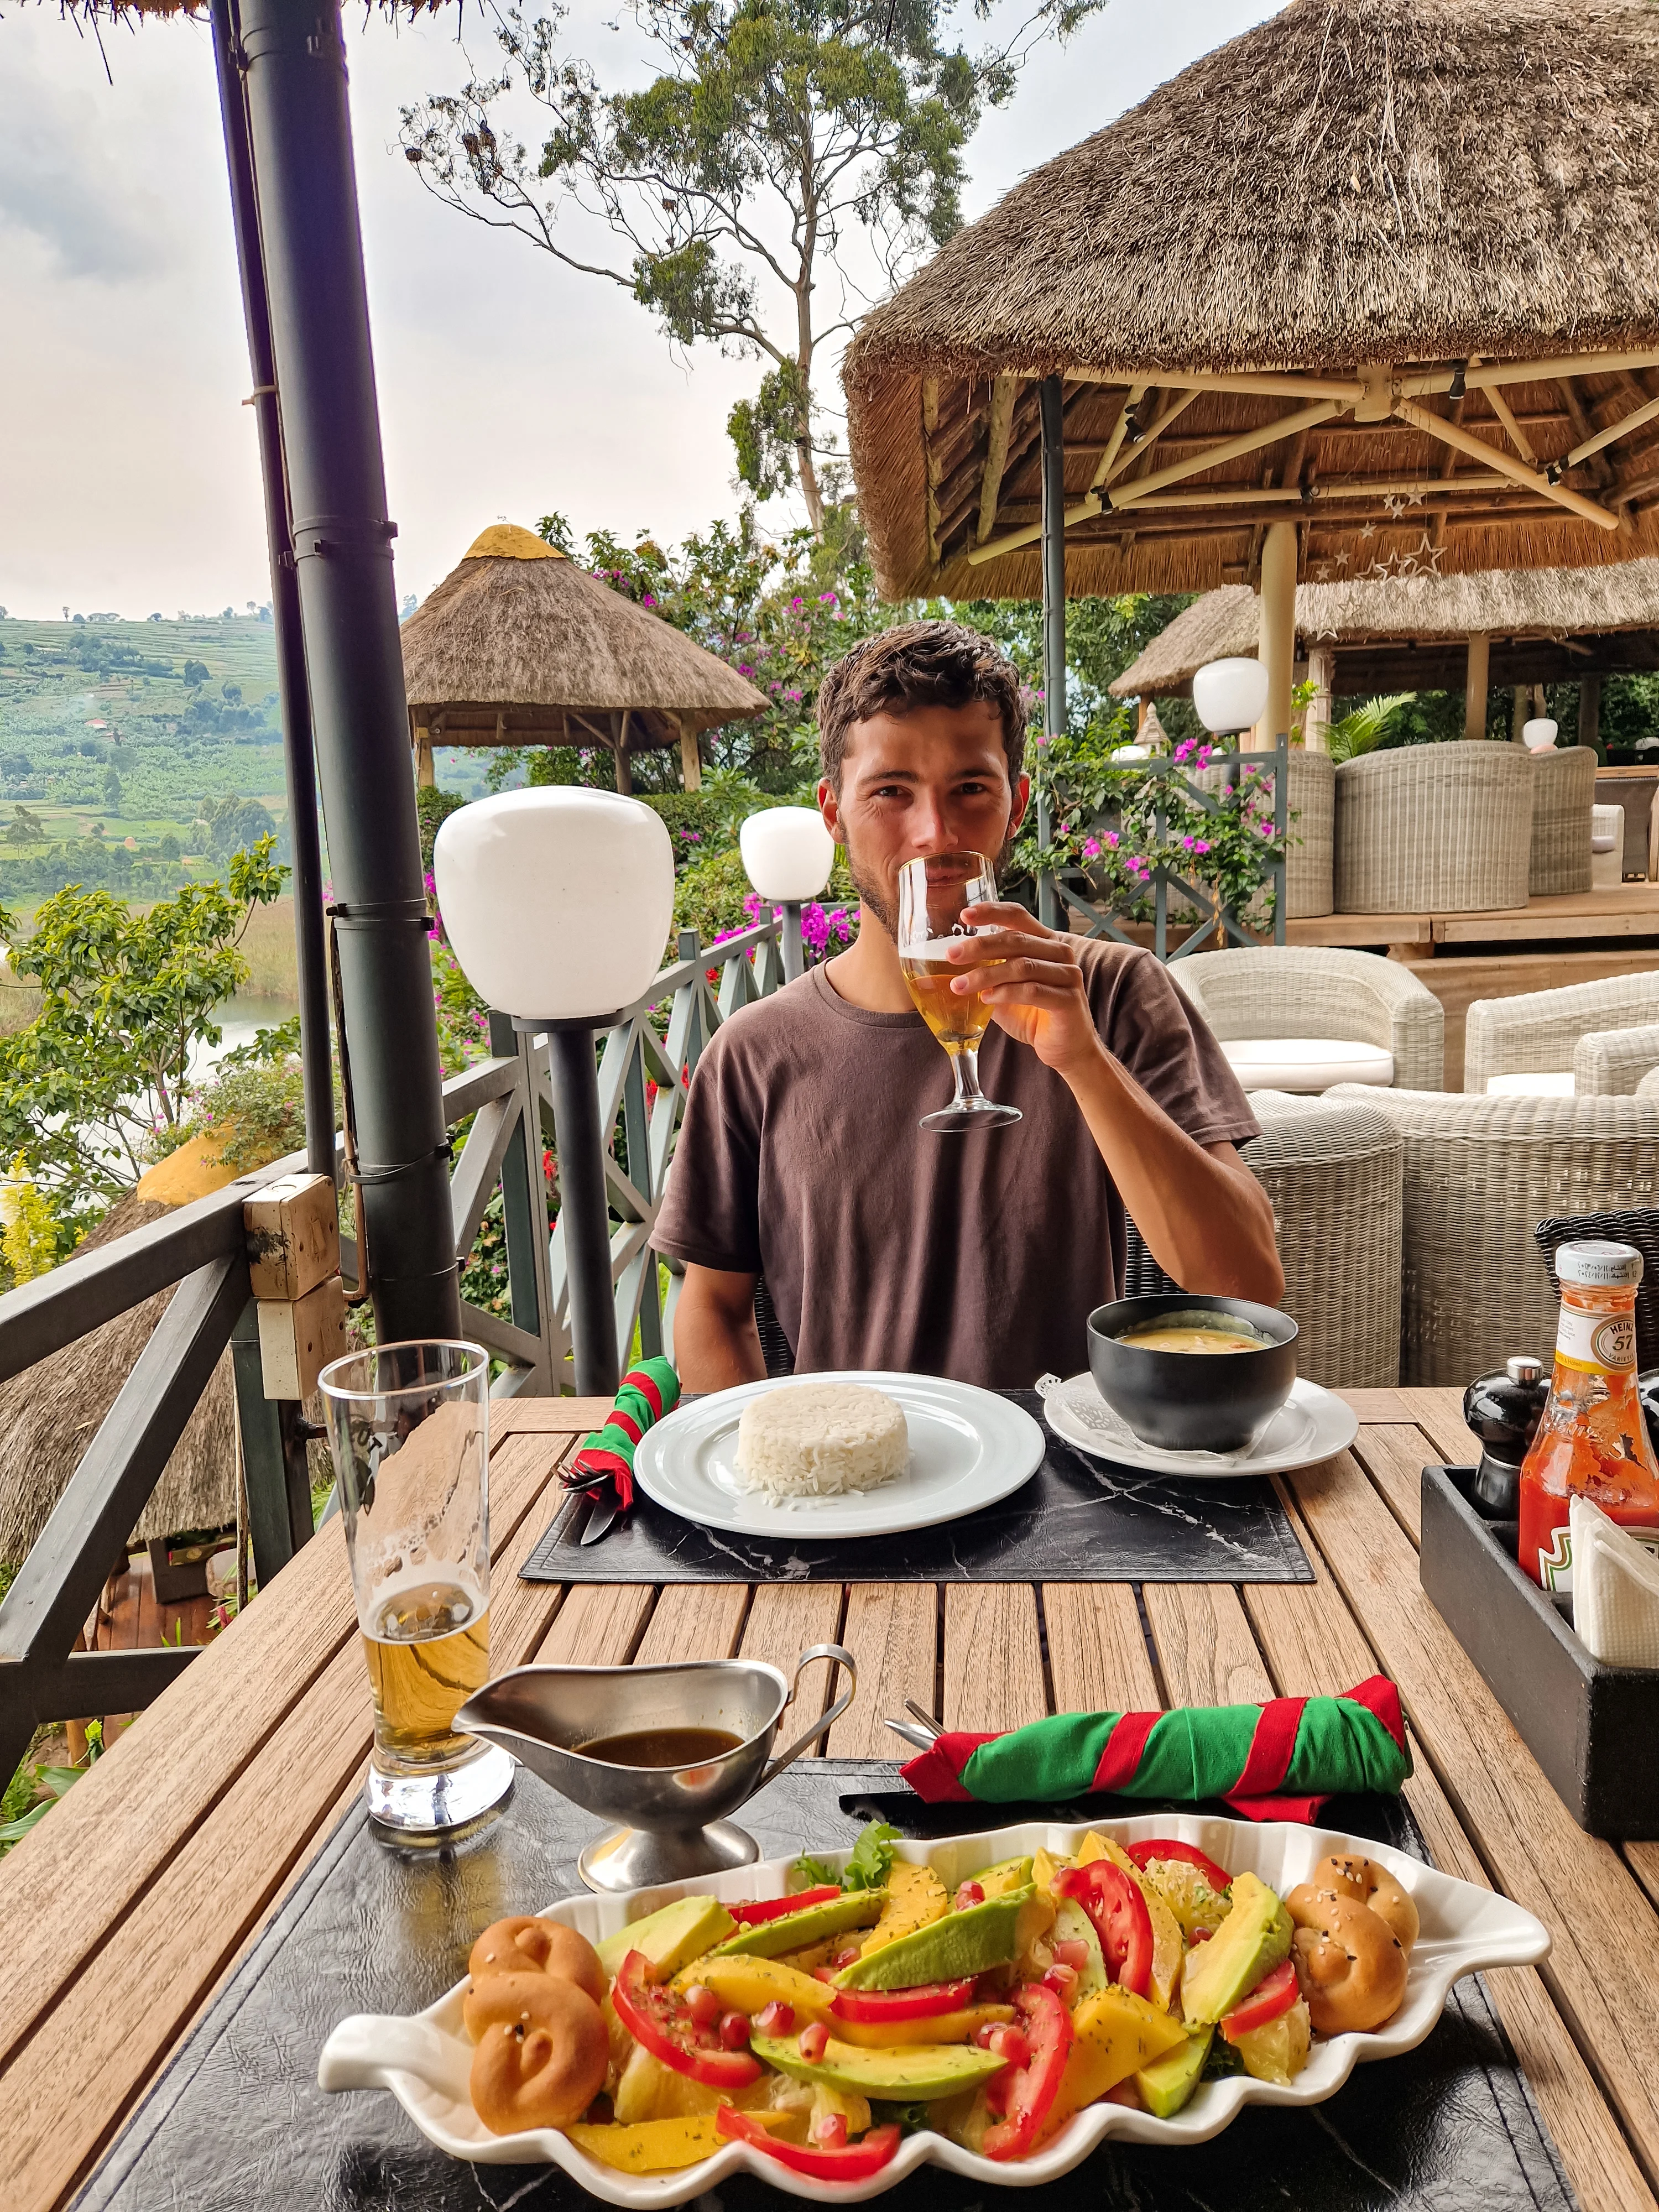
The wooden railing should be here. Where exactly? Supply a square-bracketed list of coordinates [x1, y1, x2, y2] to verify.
[0, 917, 785, 1775]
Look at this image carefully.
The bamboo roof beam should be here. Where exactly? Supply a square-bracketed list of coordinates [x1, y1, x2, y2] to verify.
[1391, 398, 1620, 528]
[1486, 383, 1538, 467]
[974, 374, 1019, 545]
[1108, 398, 1345, 508]
[1568, 389, 1659, 469]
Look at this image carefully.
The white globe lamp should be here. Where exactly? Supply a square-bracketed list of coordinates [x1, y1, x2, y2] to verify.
[739, 806, 836, 980]
[1192, 657, 1271, 738]
[1522, 718, 1559, 754]
[433, 788, 676, 1394]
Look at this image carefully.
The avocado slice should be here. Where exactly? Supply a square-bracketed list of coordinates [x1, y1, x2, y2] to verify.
[1180, 1872, 1292, 2026]
[965, 1854, 1034, 1900]
[709, 1889, 885, 1960]
[1136, 2026, 1211, 2119]
[752, 2032, 1006, 2102]
[595, 1895, 738, 1982]
[836, 1886, 1033, 1990]
[1051, 1897, 1108, 2000]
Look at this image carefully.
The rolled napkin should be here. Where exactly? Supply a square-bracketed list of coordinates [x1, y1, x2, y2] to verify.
[901, 1676, 1411, 1823]
[1570, 1496, 1659, 1667]
[567, 1357, 680, 1511]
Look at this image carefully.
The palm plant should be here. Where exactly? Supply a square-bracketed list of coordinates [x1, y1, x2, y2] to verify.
[1326, 695, 1416, 765]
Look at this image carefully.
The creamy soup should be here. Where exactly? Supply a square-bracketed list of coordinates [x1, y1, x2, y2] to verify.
[1118, 1321, 1269, 1355]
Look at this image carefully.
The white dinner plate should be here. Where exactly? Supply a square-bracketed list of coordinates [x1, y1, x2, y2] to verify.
[318, 1813, 1551, 2203]
[1040, 1372, 1359, 1479]
[630, 1370, 1046, 1539]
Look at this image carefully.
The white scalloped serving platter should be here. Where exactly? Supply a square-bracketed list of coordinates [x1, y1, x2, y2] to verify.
[318, 1813, 1548, 2204]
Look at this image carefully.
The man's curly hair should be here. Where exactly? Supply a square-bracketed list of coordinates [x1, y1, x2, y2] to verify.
[816, 620, 1027, 793]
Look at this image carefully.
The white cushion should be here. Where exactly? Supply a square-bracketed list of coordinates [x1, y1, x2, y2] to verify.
[1485, 1070, 1577, 1097]
[1222, 1037, 1394, 1092]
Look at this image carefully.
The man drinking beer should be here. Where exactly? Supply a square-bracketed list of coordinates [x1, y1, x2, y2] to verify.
[653, 621, 1282, 1389]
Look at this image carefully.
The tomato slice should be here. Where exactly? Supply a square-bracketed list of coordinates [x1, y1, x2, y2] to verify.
[611, 1950, 764, 2088]
[1051, 1861, 1154, 1998]
[727, 1886, 842, 1927]
[1124, 1839, 1234, 1894]
[982, 1983, 1073, 2161]
[1221, 1957, 1300, 2042]
[831, 1978, 977, 2024]
[716, 2105, 901, 2179]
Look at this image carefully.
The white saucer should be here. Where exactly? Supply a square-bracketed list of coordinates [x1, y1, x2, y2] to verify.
[1040, 1371, 1358, 1479]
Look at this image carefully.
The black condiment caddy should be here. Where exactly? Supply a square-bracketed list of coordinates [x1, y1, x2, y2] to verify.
[1420, 1463, 1659, 1839]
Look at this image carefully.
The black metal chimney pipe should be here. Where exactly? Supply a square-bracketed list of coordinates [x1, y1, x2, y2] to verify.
[231, 0, 460, 1340]
[209, 0, 334, 1182]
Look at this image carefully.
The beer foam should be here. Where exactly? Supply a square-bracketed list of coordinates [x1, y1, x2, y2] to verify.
[906, 933, 992, 959]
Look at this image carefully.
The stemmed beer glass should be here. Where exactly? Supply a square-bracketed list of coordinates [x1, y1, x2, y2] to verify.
[898, 851, 1022, 1134]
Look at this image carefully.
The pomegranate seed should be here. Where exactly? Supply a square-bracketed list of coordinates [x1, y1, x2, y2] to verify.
[755, 2001, 796, 2037]
[831, 1945, 862, 1970]
[1053, 1938, 1091, 1971]
[1191, 1927, 1214, 1945]
[974, 2023, 998, 2049]
[1042, 1962, 1078, 1998]
[718, 2011, 752, 2052]
[812, 1965, 838, 1984]
[812, 2111, 848, 2148]
[684, 1984, 722, 2028]
[989, 2025, 1030, 2068]
[985, 2069, 1011, 2117]
[798, 2020, 830, 2063]
[954, 1881, 985, 1911]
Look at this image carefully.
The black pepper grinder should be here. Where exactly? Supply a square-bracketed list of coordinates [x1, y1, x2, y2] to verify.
[1462, 1355, 1548, 1519]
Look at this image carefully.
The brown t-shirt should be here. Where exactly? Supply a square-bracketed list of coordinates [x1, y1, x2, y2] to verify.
[651, 939, 1259, 1387]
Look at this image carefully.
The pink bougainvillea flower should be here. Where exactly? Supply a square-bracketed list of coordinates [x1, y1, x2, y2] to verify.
[1082, 837, 1101, 859]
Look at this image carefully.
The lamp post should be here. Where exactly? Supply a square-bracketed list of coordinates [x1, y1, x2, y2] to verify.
[435, 789, 676, 1396]
[739, 808, 836, 981]
[1192, 657, 1271, 743]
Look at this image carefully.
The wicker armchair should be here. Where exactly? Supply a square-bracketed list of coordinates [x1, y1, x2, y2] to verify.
[1123, 1089, 1402, 1387]
[1325, 1086, 1659, 1384]
[1170, 946, 1443, 1091]
[1334, 742, 1533, 914]
[1528, 746, 1597, 896]
[1463, 971, 1659, 1093]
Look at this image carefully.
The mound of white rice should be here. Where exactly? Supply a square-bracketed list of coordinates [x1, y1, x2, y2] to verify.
[734, 1383, 909, 1501]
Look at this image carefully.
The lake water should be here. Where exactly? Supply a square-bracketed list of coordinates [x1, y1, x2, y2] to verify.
[191, 994, 299, 1078]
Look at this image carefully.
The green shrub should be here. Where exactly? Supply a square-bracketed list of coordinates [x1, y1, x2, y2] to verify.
[416, 786, 465, 872]
[671, 848, 755, 948]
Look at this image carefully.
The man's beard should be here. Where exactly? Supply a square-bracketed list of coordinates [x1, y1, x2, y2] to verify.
[842, 822, 1018, 939]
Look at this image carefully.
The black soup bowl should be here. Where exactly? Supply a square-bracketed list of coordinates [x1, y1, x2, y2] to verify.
[1086, 1293, 1298, 1454]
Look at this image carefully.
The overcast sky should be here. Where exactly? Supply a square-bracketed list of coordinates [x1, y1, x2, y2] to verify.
[0, 0, 1279, 619]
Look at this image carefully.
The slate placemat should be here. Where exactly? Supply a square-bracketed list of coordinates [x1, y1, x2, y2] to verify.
[521, 1391, 1313, 1585]
[74, 1761, 1573, 2212]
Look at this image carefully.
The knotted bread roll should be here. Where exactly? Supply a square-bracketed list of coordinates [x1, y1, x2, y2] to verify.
[467, 1915, 606, 2005]
[1287, 1888, 1408, 2034]
[468, 1980, 609, 2135]
[1290, 1853, 1419, 1955]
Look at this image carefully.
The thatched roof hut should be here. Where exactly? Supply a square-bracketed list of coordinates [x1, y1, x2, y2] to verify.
[0, 1193, 236, 1567]
[845, 0, 1659, 608]
[401, 525, 768, 793]
[1112, 560, 1659, 701]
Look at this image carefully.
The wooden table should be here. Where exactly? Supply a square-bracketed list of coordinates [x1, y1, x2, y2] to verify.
[5, 1389, 1659, 2212]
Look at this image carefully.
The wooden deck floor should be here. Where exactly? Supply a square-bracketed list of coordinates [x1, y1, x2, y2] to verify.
[80, 1553, 220, 1752]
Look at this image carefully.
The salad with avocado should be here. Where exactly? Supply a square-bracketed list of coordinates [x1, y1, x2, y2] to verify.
[464, 1823, 1417, 2182]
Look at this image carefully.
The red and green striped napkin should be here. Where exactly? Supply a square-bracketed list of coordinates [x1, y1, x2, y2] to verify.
[568, 1357, 679, 1510]
[901, 1676, 1410, 1823]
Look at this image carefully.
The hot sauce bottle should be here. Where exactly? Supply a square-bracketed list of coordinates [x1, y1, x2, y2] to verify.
[1517, 1240, 1659, 1589]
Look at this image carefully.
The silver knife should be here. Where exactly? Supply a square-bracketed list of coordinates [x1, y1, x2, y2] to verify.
[581, 1491, 621, 1545]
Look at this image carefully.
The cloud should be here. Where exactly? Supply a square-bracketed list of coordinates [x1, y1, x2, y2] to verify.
[0, 30, 169, 280]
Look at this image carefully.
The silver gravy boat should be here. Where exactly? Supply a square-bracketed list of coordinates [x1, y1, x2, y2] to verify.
[455, 1643, 855, 1892]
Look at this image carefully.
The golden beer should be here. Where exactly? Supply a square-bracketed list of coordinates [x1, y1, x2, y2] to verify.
[362, 1578, 491, 1768]
[900, 954, 1001, 1053]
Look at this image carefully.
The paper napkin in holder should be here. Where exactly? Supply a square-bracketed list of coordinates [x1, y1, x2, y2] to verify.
[1569, 1497, 1659, 1668]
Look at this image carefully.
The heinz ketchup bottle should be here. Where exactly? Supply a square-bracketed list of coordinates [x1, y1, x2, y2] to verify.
[1517, 1240, 1659, 1589]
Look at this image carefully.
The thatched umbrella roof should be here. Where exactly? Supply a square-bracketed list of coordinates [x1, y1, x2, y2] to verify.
[0, 1194, 236, 1566]
[1112, 559, 1659, 697]
[400, 525, 768, 757]
[845, 0, 1659, 602]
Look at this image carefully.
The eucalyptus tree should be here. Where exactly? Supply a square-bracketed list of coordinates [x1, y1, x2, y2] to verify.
[401, 0, 1103, 533]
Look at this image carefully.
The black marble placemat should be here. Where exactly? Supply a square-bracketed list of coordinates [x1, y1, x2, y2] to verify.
[521, 1391, 1313, 1585]
[74, 1761, 1572, 2212]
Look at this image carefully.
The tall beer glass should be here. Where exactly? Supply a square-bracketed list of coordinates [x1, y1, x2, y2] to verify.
[898, 851, 1022, 1134]
[320, 1339, 514, 1837]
